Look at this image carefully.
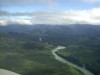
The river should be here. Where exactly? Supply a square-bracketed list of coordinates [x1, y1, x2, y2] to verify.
[52, 46, 94, 75]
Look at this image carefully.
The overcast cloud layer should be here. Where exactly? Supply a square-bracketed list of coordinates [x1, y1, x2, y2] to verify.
[0, 0, 100, 25]
[0, 7, 100, 25]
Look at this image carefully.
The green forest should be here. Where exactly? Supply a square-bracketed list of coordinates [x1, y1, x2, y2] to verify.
[0, 24, 100, 75]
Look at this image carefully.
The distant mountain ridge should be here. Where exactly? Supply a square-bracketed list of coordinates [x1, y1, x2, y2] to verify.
[0, 24, 100, 46]
[0, 24, 100, 35]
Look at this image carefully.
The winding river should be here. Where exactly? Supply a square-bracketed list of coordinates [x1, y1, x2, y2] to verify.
[52, 46, 94, 75]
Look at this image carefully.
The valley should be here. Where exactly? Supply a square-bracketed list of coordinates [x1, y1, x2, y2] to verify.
[0, 24, 100, 75]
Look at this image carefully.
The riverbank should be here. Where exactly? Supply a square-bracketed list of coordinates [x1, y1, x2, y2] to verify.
[52, 46, 94, 75]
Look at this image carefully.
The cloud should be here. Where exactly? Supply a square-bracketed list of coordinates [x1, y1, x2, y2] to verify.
[0, 20, 7, 26]
[0, 19, 33, 25]
[82, 0, 100, 3]
[0, 7, 100, 25]
[0, 0, 59, 8]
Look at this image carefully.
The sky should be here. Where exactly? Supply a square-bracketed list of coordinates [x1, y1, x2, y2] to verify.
[0, 0, 100, 25]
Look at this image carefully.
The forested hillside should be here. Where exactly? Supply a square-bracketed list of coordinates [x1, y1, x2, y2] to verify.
[0, 24, 100, 75]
